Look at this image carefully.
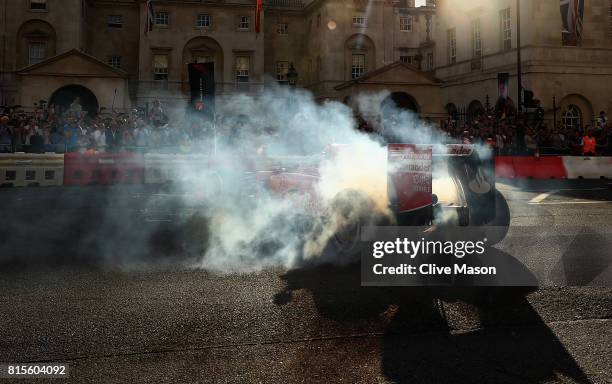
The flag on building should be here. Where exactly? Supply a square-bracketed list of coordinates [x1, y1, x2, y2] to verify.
[560, 0, 584, 46]
[188, 63, 215, 120]
[255, 0, 263, 34]
[145, 0, 155, 35]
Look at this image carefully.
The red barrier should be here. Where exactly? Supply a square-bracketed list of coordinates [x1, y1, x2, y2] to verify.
[495, 157, 516, 179]
[64, 153, 145, 186]
[510, 156, 566, 180]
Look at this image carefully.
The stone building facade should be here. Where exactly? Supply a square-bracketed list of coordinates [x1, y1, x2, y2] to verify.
[2, 0, 612, 129]
[434, 0, 612, 129]
[0, 0, 439, 117]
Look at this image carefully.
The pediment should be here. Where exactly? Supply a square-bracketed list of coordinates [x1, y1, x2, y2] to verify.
[17, 49, 127, 78]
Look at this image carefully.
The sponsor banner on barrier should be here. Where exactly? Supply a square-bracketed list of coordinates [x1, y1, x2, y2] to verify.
[0, 153, 64, 187]
[63, 153, 145, 186]
[361, 226, 612, 287]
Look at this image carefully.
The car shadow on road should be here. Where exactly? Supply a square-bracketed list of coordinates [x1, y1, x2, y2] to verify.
[274, 260, 590, 384]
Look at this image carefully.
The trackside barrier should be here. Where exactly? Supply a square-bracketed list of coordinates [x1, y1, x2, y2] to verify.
[0, 153, 65, 187]
[562, 157, 612, 179]
[1, 154, 610, 188]
[507, 156, 567, 180]
[144, 154, 211, 184]
[63, 153, 144, 186]
[494, 157, 516, 179]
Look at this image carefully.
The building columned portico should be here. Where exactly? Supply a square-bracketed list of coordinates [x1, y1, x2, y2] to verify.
[17, 49, 130, 115]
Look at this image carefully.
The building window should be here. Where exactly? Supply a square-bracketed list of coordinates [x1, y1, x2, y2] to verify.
[472, 19, 482, 57]
[197, 14, 211, 28]
[153, 54, 169, 80]
[400, 16, 412, 32]
[277, 23, 288, 34]
[238, 16, 250, 30]
[29, 0, 46, 10]
[235, 56, 250, 82]
[155, 11, 169, 26]
[276, 61, 289, 82]
[28, 43, 45, 65]
[108, 15, 123, 28]
[108, 56, 121, 69]
[447, 28, 456, 64]
[352, 16, 367, 26]
[400, 55, 412, 64]
[427, 52, 434, 70]
[351, 54, 365, 79]
[500, 8, 511, 50]
[562, 104, 582, 131]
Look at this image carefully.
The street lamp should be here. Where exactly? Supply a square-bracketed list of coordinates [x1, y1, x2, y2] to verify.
[287, 63, 298, 87]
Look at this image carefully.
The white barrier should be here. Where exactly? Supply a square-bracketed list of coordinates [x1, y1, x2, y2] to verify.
[0, 153, 64, 187]
[562, 157, 612, 179]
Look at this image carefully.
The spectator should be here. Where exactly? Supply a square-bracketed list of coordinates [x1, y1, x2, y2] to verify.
[582, 129, 597, 156]
[150, 100, 167, 127]
[69, 97, 83, 114]
[93, 124, 106, 152]
[597, 111, 608, 130]
[568, 130, 581, 154]
[551, 128, 565, 153]
[0, 115, 12, 152]
[133, 120, 149, 151]
[524, 128, 537, 155]
[106, 122, 121, 152]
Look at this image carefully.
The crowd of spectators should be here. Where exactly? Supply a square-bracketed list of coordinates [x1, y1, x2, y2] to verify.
[440, 111, 612, 156]
[0, 99, 216, 155]
[2, 97, 612, 156]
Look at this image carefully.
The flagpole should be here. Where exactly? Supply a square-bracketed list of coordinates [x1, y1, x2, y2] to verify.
[516, 0, 522, 115]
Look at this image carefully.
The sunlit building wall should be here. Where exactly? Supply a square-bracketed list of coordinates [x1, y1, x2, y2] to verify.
[435, 0, 612, 128]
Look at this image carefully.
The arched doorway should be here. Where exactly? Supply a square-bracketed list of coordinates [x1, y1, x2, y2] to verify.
[380, 92, 420, 133]
[49, 85, 99, 116]
[381, 92, 419, 114]
[445, 102, 458, 121]
[182, 36, 224, 93]
[494, 97, 516, 119]
[467, 99, 485, 122]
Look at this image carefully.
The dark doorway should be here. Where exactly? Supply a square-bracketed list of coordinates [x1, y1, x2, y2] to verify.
[49, 85, 99, 117]
[381, 92, 419, 115]
[380, 92, 420, 133]
[467, 99, 485, 122]
[445, 103, 458, 121]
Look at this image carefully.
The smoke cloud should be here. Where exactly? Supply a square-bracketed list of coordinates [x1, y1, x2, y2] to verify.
[0, 83, 461, 273]
[172, 84, 446, 273]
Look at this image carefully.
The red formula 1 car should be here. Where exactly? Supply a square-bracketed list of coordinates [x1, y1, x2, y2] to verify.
[242, 143, 509, 255]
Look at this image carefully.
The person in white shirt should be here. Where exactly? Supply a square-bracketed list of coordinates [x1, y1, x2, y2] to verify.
[597, 111, 608, 129]
[93, 124, 106, 152]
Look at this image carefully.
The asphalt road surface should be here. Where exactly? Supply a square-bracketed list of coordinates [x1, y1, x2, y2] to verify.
[0, 180, 611, 383]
